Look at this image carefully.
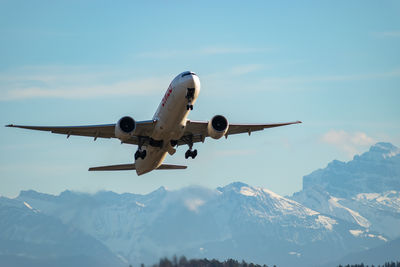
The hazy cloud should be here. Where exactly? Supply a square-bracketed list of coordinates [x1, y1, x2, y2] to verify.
[215, 149, 256, 157]
[373, 30, 400, 38]
[253, 68, 400, 92]
[184, 198, 205, 213]
[321, 130, 375, 157]
[261, 69, 400, 84]
[0, 66, 168, 100]
[229, 64, 264, 75]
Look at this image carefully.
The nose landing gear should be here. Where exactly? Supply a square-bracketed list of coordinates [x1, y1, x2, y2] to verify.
[186, 88, 195, 110]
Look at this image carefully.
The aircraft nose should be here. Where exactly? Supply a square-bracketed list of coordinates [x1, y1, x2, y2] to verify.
[189, 73, 200, 88]
[182, 72, 200, 89]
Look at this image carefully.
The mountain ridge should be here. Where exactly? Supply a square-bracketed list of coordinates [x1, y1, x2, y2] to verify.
[1, 142, 399, 267]
[13, 182, 387, 267]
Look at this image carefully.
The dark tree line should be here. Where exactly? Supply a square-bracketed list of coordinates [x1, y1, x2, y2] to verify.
[338, 262, 400, 267]
[136, 256, 275, 267]
[131, 257, 400, 267]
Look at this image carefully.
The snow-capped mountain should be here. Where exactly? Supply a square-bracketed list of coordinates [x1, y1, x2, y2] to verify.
[301, 142, 400, 197]
[16, 182, 386, 267]
[2, 142, 399, 267]
[0, 196, 125, 267]
[292, 142, 400, 238]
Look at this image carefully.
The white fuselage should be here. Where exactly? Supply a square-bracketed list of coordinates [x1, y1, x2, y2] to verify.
[134, 71, 200, 175]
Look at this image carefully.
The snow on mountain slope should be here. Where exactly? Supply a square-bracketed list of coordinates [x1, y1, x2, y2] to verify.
[7, 142, 399, 267]
[292, 142, 400, 239]
[17, 182, 386, 267]
[292, 188, 371, 228]
[343, 191, 400, 238]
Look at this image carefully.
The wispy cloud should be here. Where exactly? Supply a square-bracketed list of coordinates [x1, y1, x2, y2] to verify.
[229, 64, 264, 75]
[0, 66, 168, 101]
[136, 45, 272, 59]
[184, 198, 205, 213]
[215, 149, 256, 157]
[320, 130, 375, 157]
[250, 68, 400, 92]
[260, 69, 400, 84]
[373, 30, 400, 38]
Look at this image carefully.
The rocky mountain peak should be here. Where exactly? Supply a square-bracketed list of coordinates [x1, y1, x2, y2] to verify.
[303, 142, 400, 197]
[217, 181, 250, 193]
[368, 142, 399, 158]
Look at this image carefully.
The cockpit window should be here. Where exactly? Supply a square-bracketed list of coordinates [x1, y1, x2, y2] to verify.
[181, 71, 197, 77]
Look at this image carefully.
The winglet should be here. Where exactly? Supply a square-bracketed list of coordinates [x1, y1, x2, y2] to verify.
[5, 124, 14, 127]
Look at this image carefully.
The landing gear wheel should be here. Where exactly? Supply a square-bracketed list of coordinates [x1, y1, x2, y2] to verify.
[135, 150, 146, 160]
[185, 149, 198, 159]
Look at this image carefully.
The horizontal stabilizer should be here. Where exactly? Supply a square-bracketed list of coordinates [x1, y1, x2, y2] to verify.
[89, 164, 136, 171]
[156, 164, 187, 170]
[88, 163, 187, 171]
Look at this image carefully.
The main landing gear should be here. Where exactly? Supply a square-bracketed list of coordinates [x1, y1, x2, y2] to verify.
[185, 149, 197, 159]
[184, 135, 197, 159]
[135, 137, 146, 160]
[135, 149, 146, 160]
[186, 88, 195, 110]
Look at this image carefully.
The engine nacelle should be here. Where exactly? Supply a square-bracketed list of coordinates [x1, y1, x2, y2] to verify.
[207, 115, 229, 139]
[115, 116, 136, 141]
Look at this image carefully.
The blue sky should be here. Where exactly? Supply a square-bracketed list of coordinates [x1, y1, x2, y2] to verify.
[1, 1, 399, 198]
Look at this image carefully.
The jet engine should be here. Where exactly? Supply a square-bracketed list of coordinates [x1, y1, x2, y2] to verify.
[115, 116, 136, 141]
[207, 115, 229, 139]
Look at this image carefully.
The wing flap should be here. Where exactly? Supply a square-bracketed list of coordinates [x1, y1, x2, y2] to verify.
[6, 120, 157, 145]
[6, 124, 116, 139]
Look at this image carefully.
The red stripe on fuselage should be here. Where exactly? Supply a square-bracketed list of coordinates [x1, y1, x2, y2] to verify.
[162, 84, 173, 107]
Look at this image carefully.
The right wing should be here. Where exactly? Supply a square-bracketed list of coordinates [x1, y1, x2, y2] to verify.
[6, 120, 156, 145]
[177, 120, 302, 146]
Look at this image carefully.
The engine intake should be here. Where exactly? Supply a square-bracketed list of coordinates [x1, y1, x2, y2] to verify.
[208, 115, 229, 139]
[115, 116, 136, 141]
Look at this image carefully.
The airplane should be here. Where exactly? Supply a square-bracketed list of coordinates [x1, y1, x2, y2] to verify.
[6, 71, 301, 175]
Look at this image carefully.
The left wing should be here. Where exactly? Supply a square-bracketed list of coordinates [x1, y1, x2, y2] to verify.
[5, 120, 156, 145]
[177, 120, 302, 146]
